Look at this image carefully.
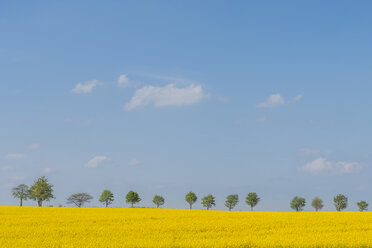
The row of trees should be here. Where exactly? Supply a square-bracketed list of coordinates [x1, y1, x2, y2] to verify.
[290, 195, 369, 212]
[11, 177, 369, 211]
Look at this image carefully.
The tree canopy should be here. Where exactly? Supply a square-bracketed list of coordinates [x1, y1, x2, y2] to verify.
[126, 191, 141, 207]
[311, 197, 324, 211]
[291, 196, 306, 212]
[152, 195, 165, 208]
[357, 201, 368, 212]
[11, 184, 29, 207]
[333, 194, 348, 211]
[225, 194, 239, 211]
[67, 193, 93, 207]
[99, 190, 114, 207]
[28, 176, 54, 207]
[185, 191, 197, 209]
[201, 194, 216, 210]
[245, 192, 260, 211]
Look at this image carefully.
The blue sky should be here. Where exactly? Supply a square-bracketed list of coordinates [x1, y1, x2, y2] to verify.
[1, 1, 372, 211]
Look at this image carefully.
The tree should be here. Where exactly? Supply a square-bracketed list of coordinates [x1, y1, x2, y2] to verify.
[67, 193, 93, 207]
[99, 190, 114, 207]
[245, 192, 260, 211]
[291, 196, 306, 212]
[311, 197, 324, 212]
[357, 201, 368, 212]
[333, 194, 348, 211]
[11, 184, 29, 207]
[29, 177, 54, 207]
[201, 194, 216, 210]
[185, 191, 197, 210]
[225, 194, 239, 211]
[152, 195, 165, 208]
[126, 191, 141, 207]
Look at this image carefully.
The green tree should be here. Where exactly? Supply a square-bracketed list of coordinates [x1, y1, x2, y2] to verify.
[152, 195, 165, 208]
[201, 194, 216, 210]
[245, 192, 260, 211]
[185, 191, 197, 210]
[357, 201, 368, 212]
[311, 197, 324, 211]
[67, 193, 93, 207]
[29, 177, 54, 207]
[333, 194, 348, 211]
[225, 194, 239, 211]
[11, 184, 29, 207]
[99, 190, 114, 207]
[291, 196, 306, 212]
[126, 191, 141, 207]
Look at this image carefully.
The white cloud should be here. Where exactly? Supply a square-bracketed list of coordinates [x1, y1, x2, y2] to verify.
[42, 168, 52, 174]
[293, 94, 303, 103]
[129, 158, 140, 166]
[28, 143, 40, 150]
[84, 156, 109, 168]
[217, 96, 229, 103]
[299, 157, 361, 175]
[118, 74, 130, 88]
[257, 94, 286, 108]
[72, 80, 100, 94]
[5, 154, 25, 160]
[256, 116, 266, 122]
[0, 166, 10, 172]
[124, 84, 205, 111]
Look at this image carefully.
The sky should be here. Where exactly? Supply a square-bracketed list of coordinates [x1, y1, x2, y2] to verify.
[1, 0, 372, 211]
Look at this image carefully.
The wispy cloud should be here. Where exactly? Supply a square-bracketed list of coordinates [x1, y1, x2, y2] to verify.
[72, 80, 100, 94]
[0, 166, 11, 172]
[128, 158, 141, 166]
[42, 167, 52, 174]
[293, 94, 303, 103]
[257, 93, 303, 108]
[299, 157, 361, 175]
[257, 94, 286, 108]
[5, 153, 25, 160]
[84, 156, 109, 168]
[28, 143, 40, 150]
[117, 74, 130, 88]
[124, 84, 205, 111]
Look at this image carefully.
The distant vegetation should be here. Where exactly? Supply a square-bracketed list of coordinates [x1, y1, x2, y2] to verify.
[10, 177, 369, 211]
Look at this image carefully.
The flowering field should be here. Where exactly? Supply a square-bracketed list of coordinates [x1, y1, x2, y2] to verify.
[0, 207, 371, 247]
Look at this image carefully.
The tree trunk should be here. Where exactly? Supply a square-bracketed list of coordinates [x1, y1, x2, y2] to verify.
[20, 198, 23, 207]
[251, 206, 253, 211]
[189, 204, 192, 210]
[131, 202, 133, 208]
[38, 200, 42, 207]
[106, 202, 108, 207]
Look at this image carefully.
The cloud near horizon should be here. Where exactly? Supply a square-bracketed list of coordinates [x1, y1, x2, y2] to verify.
[299, 157, 361, 175]
[257, 94, 303, 108]
[84, 156, 109, 168]
[5, 154, 25, 160]
[117, 74, 130, 88]
[257, 94, 286, 108]
[124, 84, 205, 111]
[72, 80, 100, 94]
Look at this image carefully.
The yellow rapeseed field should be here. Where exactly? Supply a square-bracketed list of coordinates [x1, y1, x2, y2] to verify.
[0, 207, 371, 247]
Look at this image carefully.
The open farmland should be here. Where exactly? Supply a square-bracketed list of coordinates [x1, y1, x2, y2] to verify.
[1, 207, 372, 247]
